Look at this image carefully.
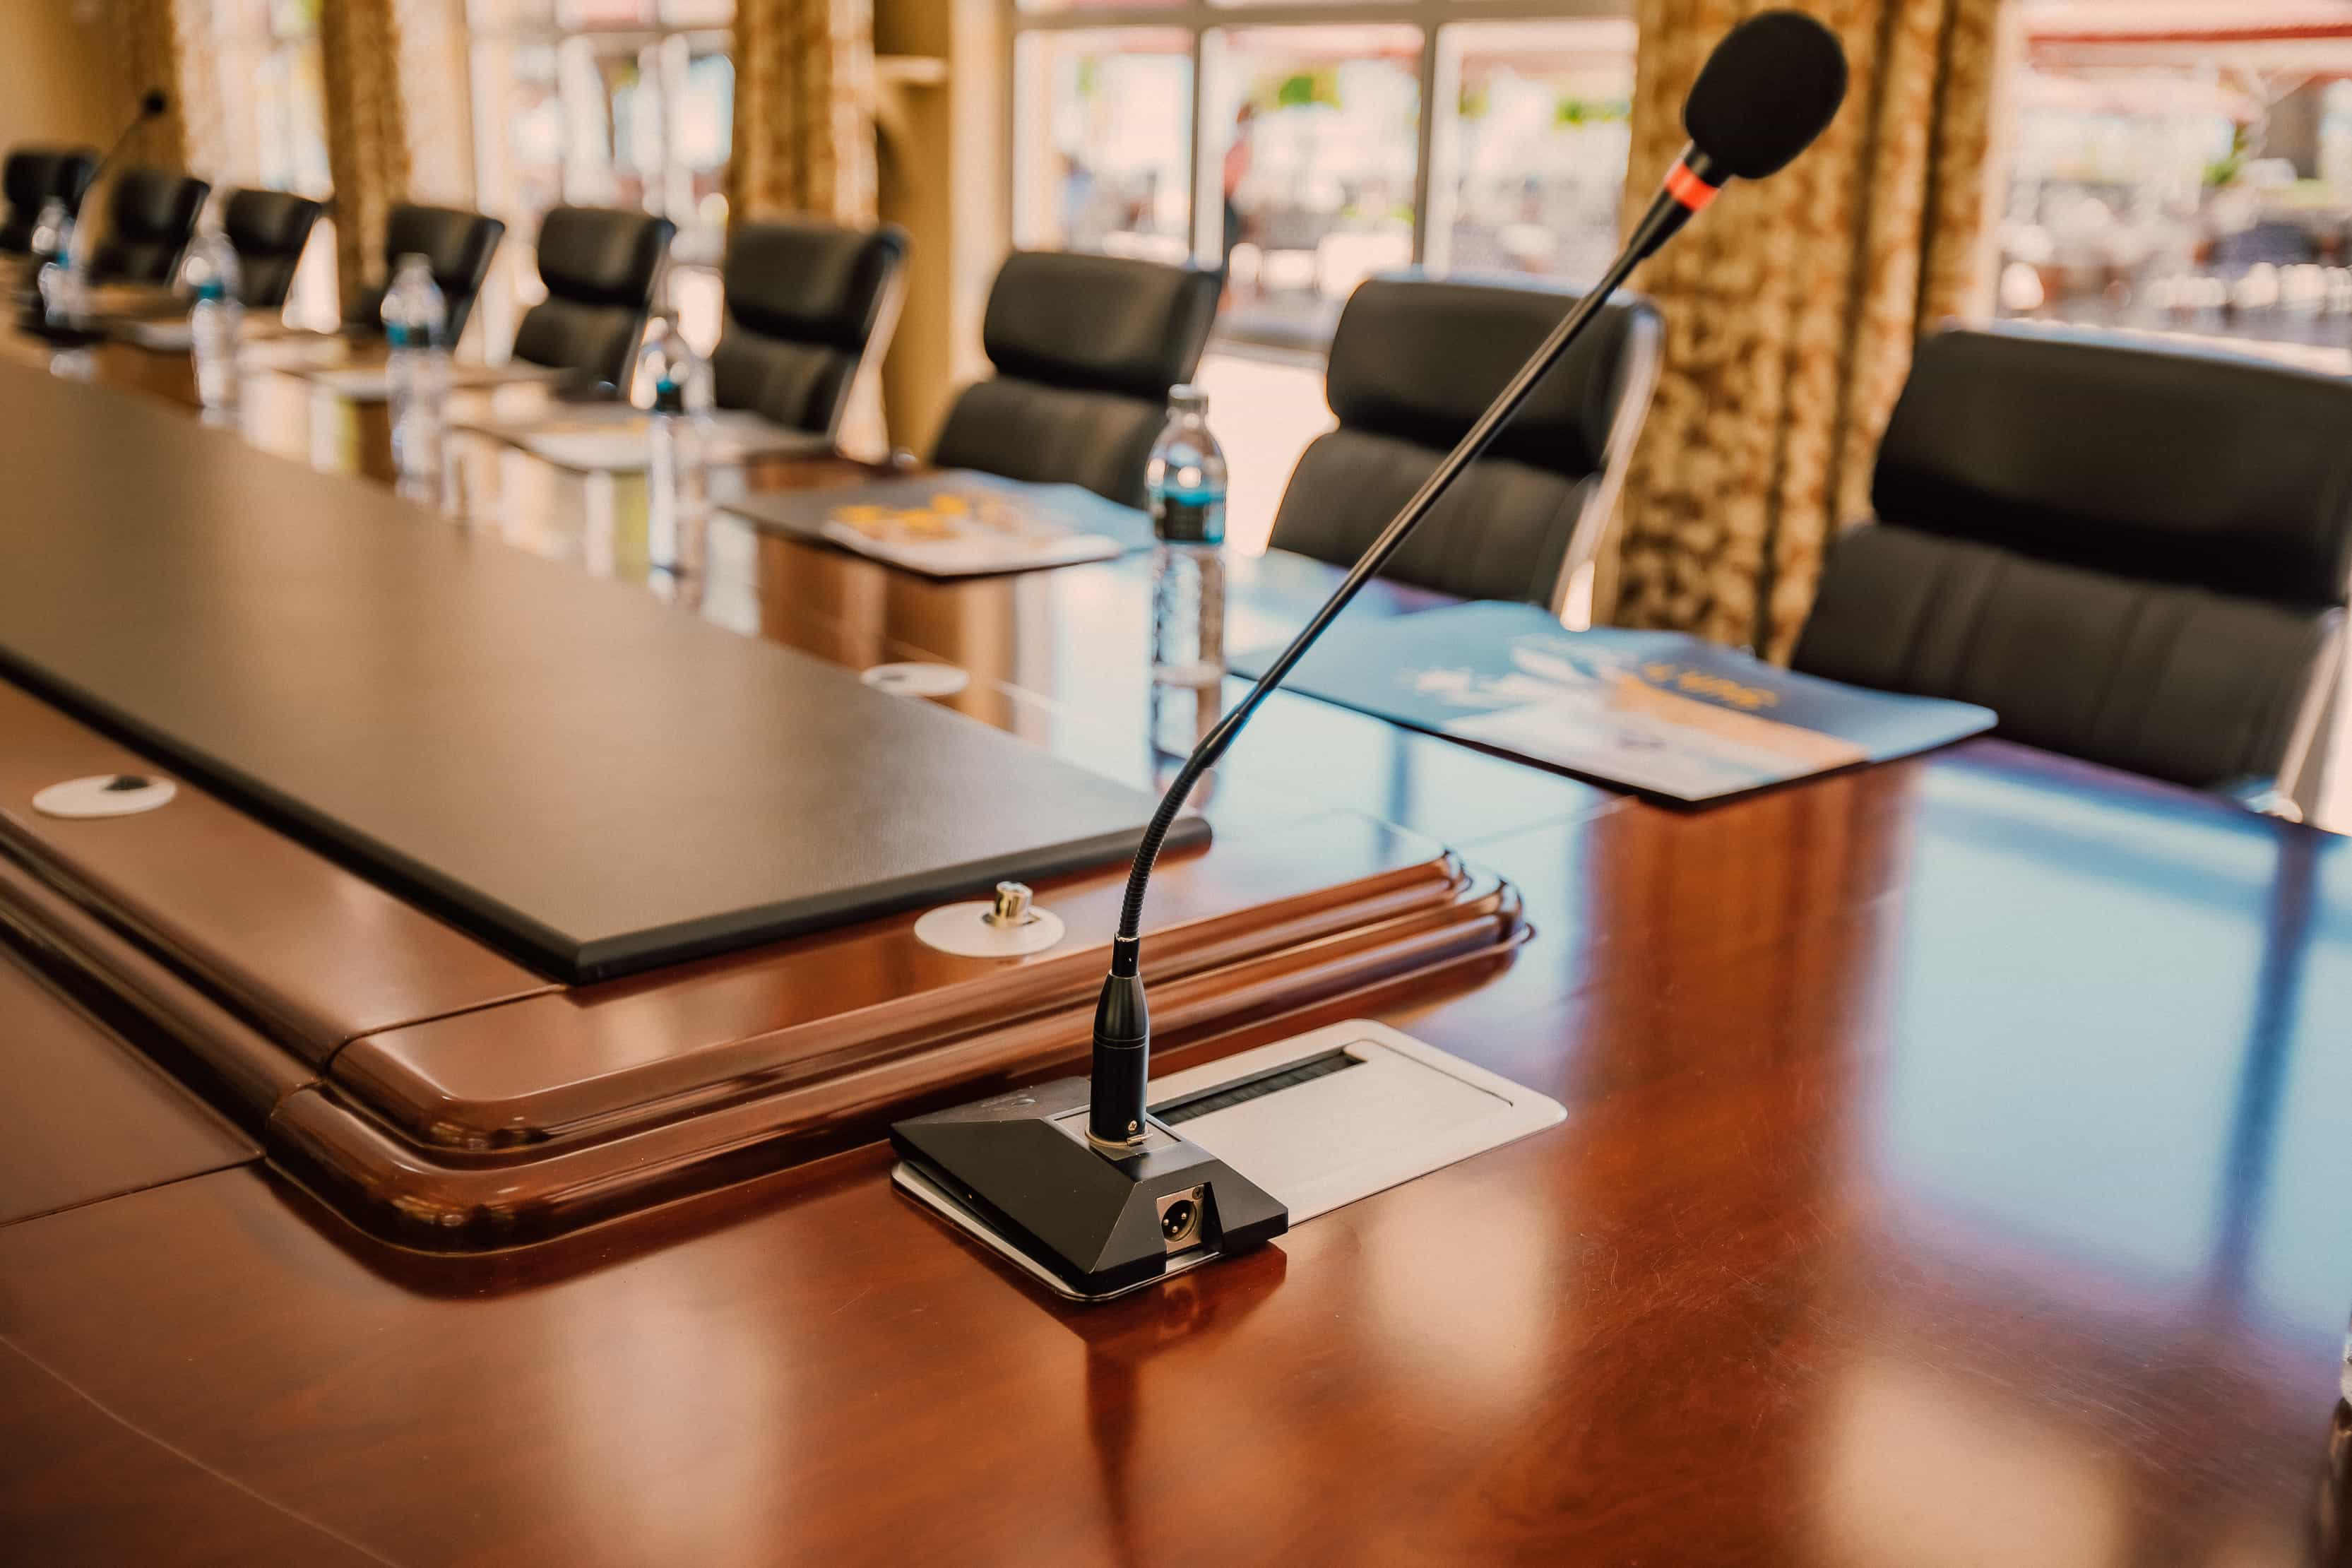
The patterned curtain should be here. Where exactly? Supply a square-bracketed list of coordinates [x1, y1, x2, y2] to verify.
[1608, 0, 2006, 660]
[105, 0, 202, 173]
[730, 0, 880, 225]
[319, 0, 415, 312]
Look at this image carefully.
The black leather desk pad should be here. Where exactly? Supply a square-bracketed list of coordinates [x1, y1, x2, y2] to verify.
[0, 367, 1201, 982]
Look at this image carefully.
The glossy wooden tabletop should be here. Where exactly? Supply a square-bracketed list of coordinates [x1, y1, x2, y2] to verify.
[4, 340, 2352, 1567]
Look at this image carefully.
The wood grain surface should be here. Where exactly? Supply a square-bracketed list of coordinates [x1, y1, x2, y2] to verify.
[4, 334, 2350, 1567]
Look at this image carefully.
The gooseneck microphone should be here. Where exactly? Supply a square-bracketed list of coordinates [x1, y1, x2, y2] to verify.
[1084, 8, 1850, 1149]
[891, 11, 1847, 1300]
[78, 88, 171, 218]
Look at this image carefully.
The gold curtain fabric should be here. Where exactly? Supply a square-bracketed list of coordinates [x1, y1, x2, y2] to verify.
[730, 0, 880, 226]
[319, 0, 415, 312]
[1608, 0, 2005, 660]
[106, 0, 200, 172]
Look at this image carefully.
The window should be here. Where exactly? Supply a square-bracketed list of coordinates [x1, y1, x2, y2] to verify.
[1009, 0, 1634, 549]
[1995, 0, 2352, 373]
[1428, 19, 1634, 284]
[1014, 28, 1195, 262]
[1009, 0, 1637, 350]
[197, 0, 336, 323]
[1207, 23, 1423, 341]
[465, 0, 734, 349]
[203, 0, 333, 200]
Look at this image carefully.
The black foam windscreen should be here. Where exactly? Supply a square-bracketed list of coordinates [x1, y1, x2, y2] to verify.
[1682, 11, 1848, 182]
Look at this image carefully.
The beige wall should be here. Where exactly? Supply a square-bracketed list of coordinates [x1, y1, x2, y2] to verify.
[0, 0, 120, 158]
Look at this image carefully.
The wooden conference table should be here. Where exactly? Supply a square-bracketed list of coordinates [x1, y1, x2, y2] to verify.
[3, 354, 2351, 1567]
[0, 311, 574, 482]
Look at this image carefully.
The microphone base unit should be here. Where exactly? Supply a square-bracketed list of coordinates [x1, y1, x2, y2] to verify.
[891, 1020, 1567, 1304]
[890, 1074, 1288, 1302]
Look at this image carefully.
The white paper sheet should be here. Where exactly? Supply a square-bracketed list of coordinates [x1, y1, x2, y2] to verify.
[814, 518, 1122, 577]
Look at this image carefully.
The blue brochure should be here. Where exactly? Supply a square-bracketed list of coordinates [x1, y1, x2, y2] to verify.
[1234, 600, 1995, 802]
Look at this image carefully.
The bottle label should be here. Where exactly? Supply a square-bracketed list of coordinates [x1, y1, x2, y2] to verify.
[1153, 492, 1225, 546]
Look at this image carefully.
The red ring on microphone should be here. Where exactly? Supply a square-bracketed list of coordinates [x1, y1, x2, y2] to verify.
[1664, 159, 1721, 213]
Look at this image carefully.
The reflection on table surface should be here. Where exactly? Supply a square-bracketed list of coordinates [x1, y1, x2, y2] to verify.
[440, 427, 1629, 852]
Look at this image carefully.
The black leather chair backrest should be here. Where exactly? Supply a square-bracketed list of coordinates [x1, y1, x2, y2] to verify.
[345, 203, 506, 344]
[1793, 327, 2352, 790]
[711, 218, 908, 435]
[930, 251, 1222, 509]
[1268, 275, 1661, 607]
[511, 206, 675, 386]
[0, 145, 97, 253]
[87, 167, 210, 285]
[221, 189, 322, 309]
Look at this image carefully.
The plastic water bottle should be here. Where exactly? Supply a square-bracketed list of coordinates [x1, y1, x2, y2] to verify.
[182, 220, 242, 422]
[640, 309, 713, 586]
[61, 201, 93, 319]
[1146, 386, 1228, 756]
[25, 197, 68, 294]
[381, 254, 450, 506]
[28, 197, 67, 266]
[29, 197, 78, 327]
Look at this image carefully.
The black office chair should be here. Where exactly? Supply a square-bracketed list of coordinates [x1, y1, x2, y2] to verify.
[220, 189, 323, 310]
[711, 217, 909, 438]
[343, 203, 507, 345]
[1266, 274, 1661, 612]
[85, 167, 210, 285]
[1792, 327, 2352, 800]
[511, 206, 675, 387]
[0, 146, 98, 254]
[931, 250, 1221, 509]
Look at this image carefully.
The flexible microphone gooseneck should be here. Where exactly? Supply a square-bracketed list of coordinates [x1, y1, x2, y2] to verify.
[1083, 8, 1851, 1148]
[77, 88, 170, 219]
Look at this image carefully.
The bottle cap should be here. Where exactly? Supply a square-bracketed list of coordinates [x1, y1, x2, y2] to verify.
[1169, 384, 1208, 417]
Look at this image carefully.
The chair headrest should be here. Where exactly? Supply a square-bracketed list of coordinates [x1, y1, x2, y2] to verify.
[724, 218, 907, 348]
[352, 207, 505, 338]
[1323, 274, 1659, 476]
[534, 206, 673, 306]
[381, 203, 504, 289]
[1876, 327, 2352, 607]
[4, 146, 97, 212]
[108, 167, 208, 239]
[980, 251, 1220, 399]
[223, 189, 321, 253]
